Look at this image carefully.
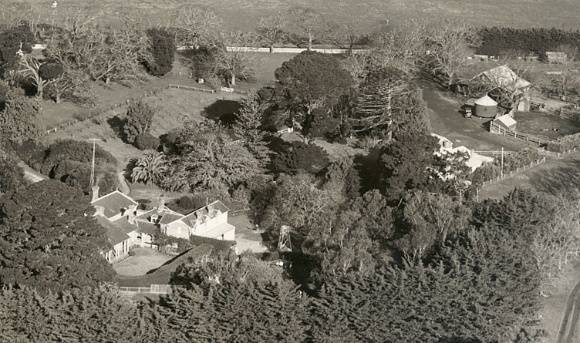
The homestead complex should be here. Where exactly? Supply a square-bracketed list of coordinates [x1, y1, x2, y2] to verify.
[3, 2, 580, 342]
[91, 187, 235, 262]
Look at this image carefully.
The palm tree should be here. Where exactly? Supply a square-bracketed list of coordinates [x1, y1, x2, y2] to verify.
[131, 151, 168, 184]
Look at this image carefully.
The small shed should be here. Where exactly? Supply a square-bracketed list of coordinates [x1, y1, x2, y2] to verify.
[491, 114, 517, 133]
[474, 95, 498, 118]
[545, 51, 567, 64]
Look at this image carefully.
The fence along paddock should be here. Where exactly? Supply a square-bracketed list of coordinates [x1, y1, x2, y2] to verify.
[490, 121, 553, 146]
[118, 284, 184, 296]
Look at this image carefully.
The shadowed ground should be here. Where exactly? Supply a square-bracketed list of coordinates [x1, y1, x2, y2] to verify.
[479, 151, 580, 199]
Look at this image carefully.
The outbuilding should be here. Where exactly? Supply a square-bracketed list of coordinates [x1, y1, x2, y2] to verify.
[490, 114, 517, 133]
[474, 95, 498, 118]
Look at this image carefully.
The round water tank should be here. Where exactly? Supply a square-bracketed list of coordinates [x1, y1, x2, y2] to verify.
[474, 95, 498, 118]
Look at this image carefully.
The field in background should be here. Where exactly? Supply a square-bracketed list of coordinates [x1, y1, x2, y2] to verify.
[12, 0, 580, 33]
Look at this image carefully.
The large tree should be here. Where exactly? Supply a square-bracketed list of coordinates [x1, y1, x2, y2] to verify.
[46, 20, 149, 84]
[257, 12, 287, 51]
[0, 153, 24, 196]
[174, 6, 223, 47]
[271, 140, 330, 176]
[273, 51, 353, 127]
[286, 7, 328, 51]
[0, 285, 144, 343]
[164, 121, 261, 192]
[0, 180, 115, 292]
[216, 31, 257, 86]
[425, 20, 479, 88]
[145, 28, 176, 77]
[156, 252, 308, 342]
[0, 91, 42, 145]
[372, 133, 438, 203]
[123, 100, 155, 144]
[233, 92, 272, 168]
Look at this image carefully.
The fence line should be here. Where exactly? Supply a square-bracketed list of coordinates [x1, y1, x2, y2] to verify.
[118, 284, 185, 296]
[168, 83, 215, 93]
[489, 121, 552, 146]
[477, 146, 578, 195]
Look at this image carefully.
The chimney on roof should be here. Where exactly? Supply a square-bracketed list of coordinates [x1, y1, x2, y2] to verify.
[91, 186, 100, 202]
[94, 205, 105, 217]
[158, 195, 166, 212]
[127, 204, 138, 224]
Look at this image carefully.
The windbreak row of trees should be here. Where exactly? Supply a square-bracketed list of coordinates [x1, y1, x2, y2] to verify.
[1, 187, 577, 342]
[478, 26, 580, 58]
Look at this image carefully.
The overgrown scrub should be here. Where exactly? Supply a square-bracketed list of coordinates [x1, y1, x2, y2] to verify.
[470, 148, 542, 187]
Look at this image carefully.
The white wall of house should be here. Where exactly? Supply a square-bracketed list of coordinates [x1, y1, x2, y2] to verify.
[166, 221, 191, 239]
[105, 239, 130, 263]
[165, 211, 234, 240]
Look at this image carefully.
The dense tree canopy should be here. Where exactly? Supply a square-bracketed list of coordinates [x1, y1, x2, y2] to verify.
[123, 100, 156, 144]
[146, 28, 176, 76]
[0, 180, 115, 292]
[163, 121, 261, 192]
[0, 92, 42, 145]
[273, 51, 353, 126]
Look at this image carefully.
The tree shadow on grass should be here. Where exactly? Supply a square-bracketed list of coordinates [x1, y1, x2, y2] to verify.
[203, 99, 241, 127]
[107, 116, 125, 138]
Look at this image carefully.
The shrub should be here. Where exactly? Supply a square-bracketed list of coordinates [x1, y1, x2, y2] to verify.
[123, 100, 155, 144]
[134, 133, 160, 150]
[145, 28, 176, 76]
[191, 46, 219, 80]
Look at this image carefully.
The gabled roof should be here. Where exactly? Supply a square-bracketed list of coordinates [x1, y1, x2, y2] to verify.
[137, 222, 159, 235]
[174, 200, 229, 227]
[494, 114, 517, 127]
[159, 212, 185, 225]
[135, 207, 185, 224]
[96, 216, 131, 245]
[475, 65, 531, 90]
[92, 191, 138, 218]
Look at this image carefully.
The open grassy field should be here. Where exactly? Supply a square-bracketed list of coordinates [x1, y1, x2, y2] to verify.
[11, 0, 580, 32]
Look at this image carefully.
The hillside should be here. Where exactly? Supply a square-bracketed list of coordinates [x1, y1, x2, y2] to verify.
[11, 0, 580, 31]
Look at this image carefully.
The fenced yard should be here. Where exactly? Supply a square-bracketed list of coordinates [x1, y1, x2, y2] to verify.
[113, 248, 173, 276]
[514, 111, 580, 139]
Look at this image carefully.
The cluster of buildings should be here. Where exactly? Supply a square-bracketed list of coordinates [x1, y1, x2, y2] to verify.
[458, 65, 532, 133]
[90, 187, 235, 263]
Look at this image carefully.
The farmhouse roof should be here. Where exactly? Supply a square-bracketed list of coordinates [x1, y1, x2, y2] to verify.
[475, 65, 531, 90]
[494, 114, 517, 127]
[475, 95, 498, 106]
[96, 216, 132, 245]
[137, 222, 159, 235]
[175, 200, 230, 227]
[91, 191, 138, 218]
[135, 208, 184, 224]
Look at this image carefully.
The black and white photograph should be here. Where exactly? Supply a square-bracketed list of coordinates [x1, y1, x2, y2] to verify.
[1, 0, 580, 342]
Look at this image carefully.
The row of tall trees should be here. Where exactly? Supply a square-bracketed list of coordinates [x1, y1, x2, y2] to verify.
[3, 187, 575, 341]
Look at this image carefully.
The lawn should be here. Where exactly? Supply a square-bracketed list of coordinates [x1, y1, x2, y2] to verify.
[113, 247, 173, 276]
[478, 151, 580, 200]
[514, 112, 580, 139]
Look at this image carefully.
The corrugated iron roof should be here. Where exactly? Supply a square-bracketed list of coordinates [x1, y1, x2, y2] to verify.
[92, 191, 137, 218]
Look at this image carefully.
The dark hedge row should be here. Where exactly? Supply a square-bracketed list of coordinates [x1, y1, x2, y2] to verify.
[477, 27, 580, 58]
